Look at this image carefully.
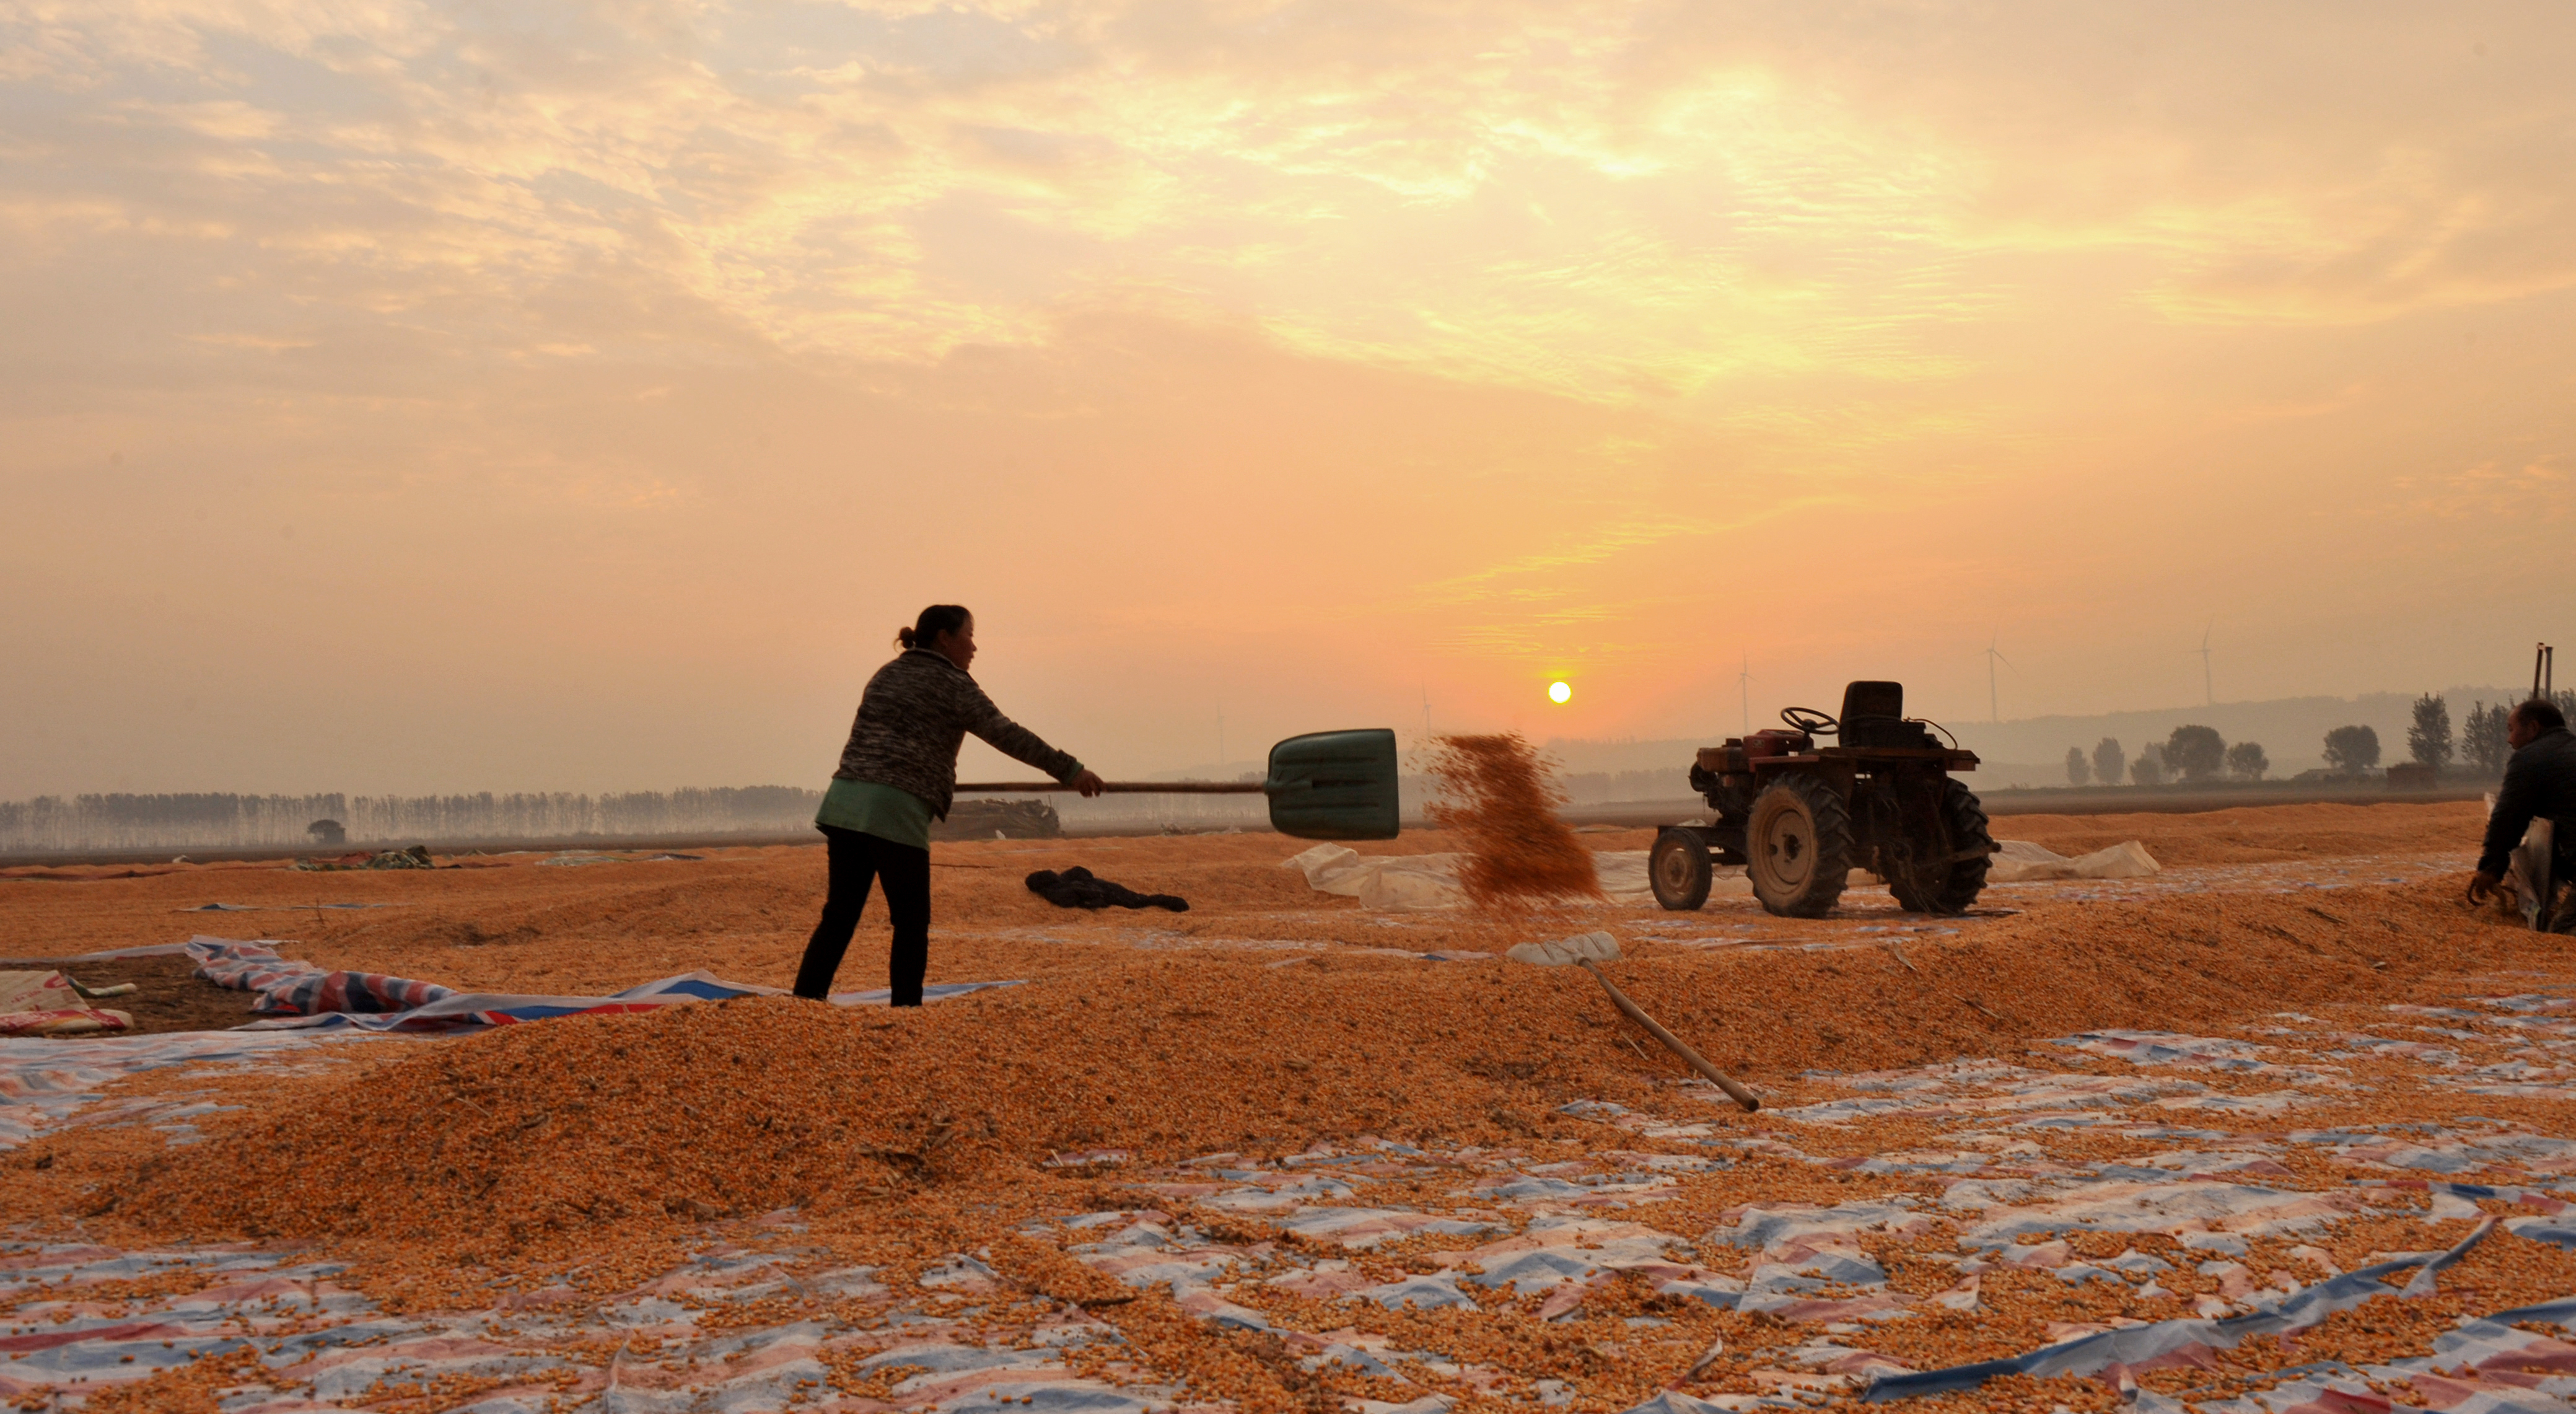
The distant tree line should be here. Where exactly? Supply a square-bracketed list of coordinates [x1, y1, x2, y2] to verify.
[2463, 703, 2510, 774]
[2056, 687, 2576, 791]
[2403, 688, 2576, 778]
[2062, 727, 2266, 786]
[2453, 689, 2575, 775]
[2322, 724, 2380, 773]
[0, 787, 826, 854]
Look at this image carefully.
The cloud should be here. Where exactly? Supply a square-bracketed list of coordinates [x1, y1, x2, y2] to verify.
[17, 0, 2567, 399]
[4, 0, 2575, 791]
[2388, 455, 2572, 522]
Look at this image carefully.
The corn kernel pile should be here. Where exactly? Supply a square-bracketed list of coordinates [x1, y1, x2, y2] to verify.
[9, 799, 2569, 1413]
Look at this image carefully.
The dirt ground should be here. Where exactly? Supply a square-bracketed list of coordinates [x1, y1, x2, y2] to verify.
[0, 954, 258, 1034]
[9, 798, 2571, 1414]
[0, 799, 2495, 1005]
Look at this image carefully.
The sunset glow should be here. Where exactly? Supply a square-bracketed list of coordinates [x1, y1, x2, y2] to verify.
[3, 4, 2572, 795]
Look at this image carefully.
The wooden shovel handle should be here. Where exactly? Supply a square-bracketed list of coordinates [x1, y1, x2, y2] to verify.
[1578, 959, 1761, 1112]
[953, 782, 1268, 794]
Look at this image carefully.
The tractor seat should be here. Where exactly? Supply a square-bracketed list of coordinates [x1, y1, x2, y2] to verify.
[1838, 680, 1936, 750]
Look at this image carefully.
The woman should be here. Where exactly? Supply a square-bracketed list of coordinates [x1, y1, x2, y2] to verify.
[793, 605, 1103, 1004]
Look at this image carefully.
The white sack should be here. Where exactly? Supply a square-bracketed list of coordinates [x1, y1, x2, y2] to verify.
[1284, 846, 1748, 910]
[1985, 839, 2161, 882]
[1594, 850, 1646, 895]
[1282, 845, 1470, 910]
[1358, 855, 1470, 911]
[1283, 843, 1367, 895]
[2074, 840, 2162, 879]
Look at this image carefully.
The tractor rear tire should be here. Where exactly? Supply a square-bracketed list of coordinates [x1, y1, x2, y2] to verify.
[1889, 778, 1993, 916]
[1650, 828, 1714, 911]
[1745, 774, 1852, 918]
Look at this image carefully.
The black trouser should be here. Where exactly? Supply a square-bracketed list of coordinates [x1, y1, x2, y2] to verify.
[793, 825, 931, 1004]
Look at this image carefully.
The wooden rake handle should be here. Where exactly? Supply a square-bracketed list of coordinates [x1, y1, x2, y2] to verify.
[1577, 959, 1761, 1112]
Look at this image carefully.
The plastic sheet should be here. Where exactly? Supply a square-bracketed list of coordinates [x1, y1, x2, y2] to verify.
[1986, 839, 2162, 882]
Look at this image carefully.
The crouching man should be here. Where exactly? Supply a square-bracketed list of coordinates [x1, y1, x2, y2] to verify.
[2468, 698, 2576, 931]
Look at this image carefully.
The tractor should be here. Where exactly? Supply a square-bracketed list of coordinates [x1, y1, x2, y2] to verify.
[1649, 681, 1996, 918]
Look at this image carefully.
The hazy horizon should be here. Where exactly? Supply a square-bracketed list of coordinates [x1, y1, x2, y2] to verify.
[2, 680, 2543, 802]
[6, 2, 2573, 799]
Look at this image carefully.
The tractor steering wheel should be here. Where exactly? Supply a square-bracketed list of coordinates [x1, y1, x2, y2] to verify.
[1781, 706, 1839, 736]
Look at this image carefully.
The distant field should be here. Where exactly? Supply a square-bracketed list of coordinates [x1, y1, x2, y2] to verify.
[2, 778, 2499, 867]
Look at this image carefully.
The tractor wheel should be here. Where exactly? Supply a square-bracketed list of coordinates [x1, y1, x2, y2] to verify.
[1745, 774, 1852, 918]
[1888, 778, 1994, 916]
[1650, 828, 1713, 911]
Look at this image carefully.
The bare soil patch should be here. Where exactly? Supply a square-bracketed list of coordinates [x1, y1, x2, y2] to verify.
[0, 954, 255, 1035]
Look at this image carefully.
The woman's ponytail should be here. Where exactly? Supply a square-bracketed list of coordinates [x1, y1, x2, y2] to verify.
[896, 604, 971, 652]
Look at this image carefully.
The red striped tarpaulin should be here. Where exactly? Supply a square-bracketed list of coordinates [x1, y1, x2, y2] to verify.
[183, 936, 453, 1016]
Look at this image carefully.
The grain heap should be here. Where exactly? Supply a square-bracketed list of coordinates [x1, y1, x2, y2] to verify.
[0, 801, 2489, 991]
[58, 871, 2557, 1273]
[9, 805, 2545, 1324]
[1422, 733, 1601, 908]
[38, 943, 2576, 1414]
[80, 960, 1668, 1262]
[16, 799, 2576, 1412]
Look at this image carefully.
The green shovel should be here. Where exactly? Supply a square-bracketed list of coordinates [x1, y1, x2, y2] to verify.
[955, 728, 1400, 840]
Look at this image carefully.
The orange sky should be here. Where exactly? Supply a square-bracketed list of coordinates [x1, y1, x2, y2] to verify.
[4, 2, 2573, 794]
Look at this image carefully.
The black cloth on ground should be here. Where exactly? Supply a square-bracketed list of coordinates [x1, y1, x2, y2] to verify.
[1024, 866, 1188, 912]
[794, 825, 932, 1004]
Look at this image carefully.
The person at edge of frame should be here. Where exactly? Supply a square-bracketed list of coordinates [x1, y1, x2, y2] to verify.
[792, 604, 1104, 1005]
[2468, 698, 2576, 933]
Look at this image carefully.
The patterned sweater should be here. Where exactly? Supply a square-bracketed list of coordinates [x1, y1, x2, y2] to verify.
[832, 650, 1082, 820]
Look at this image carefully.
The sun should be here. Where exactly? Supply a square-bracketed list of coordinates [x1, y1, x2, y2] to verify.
[1548, 680, 1571, 704]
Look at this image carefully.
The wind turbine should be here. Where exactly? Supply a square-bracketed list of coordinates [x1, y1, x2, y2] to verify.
[1981, 635, 2014, 724]
[2196, 622, 2214, 706]
[1737, 654, 1755, 735]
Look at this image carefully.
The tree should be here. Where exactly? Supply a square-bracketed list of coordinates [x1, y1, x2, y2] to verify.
[2463, 701, 2510, 775]
[2131, 743, 2166, 786]
[2407, 693, 2453, 771]
[2164, 725, 2227, 783]
[2093, 737, 2125, 788]
[2064, 747, 2091, 786]
[2323, 724, 2381, 773]
[2225, 740, 2269, 781]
